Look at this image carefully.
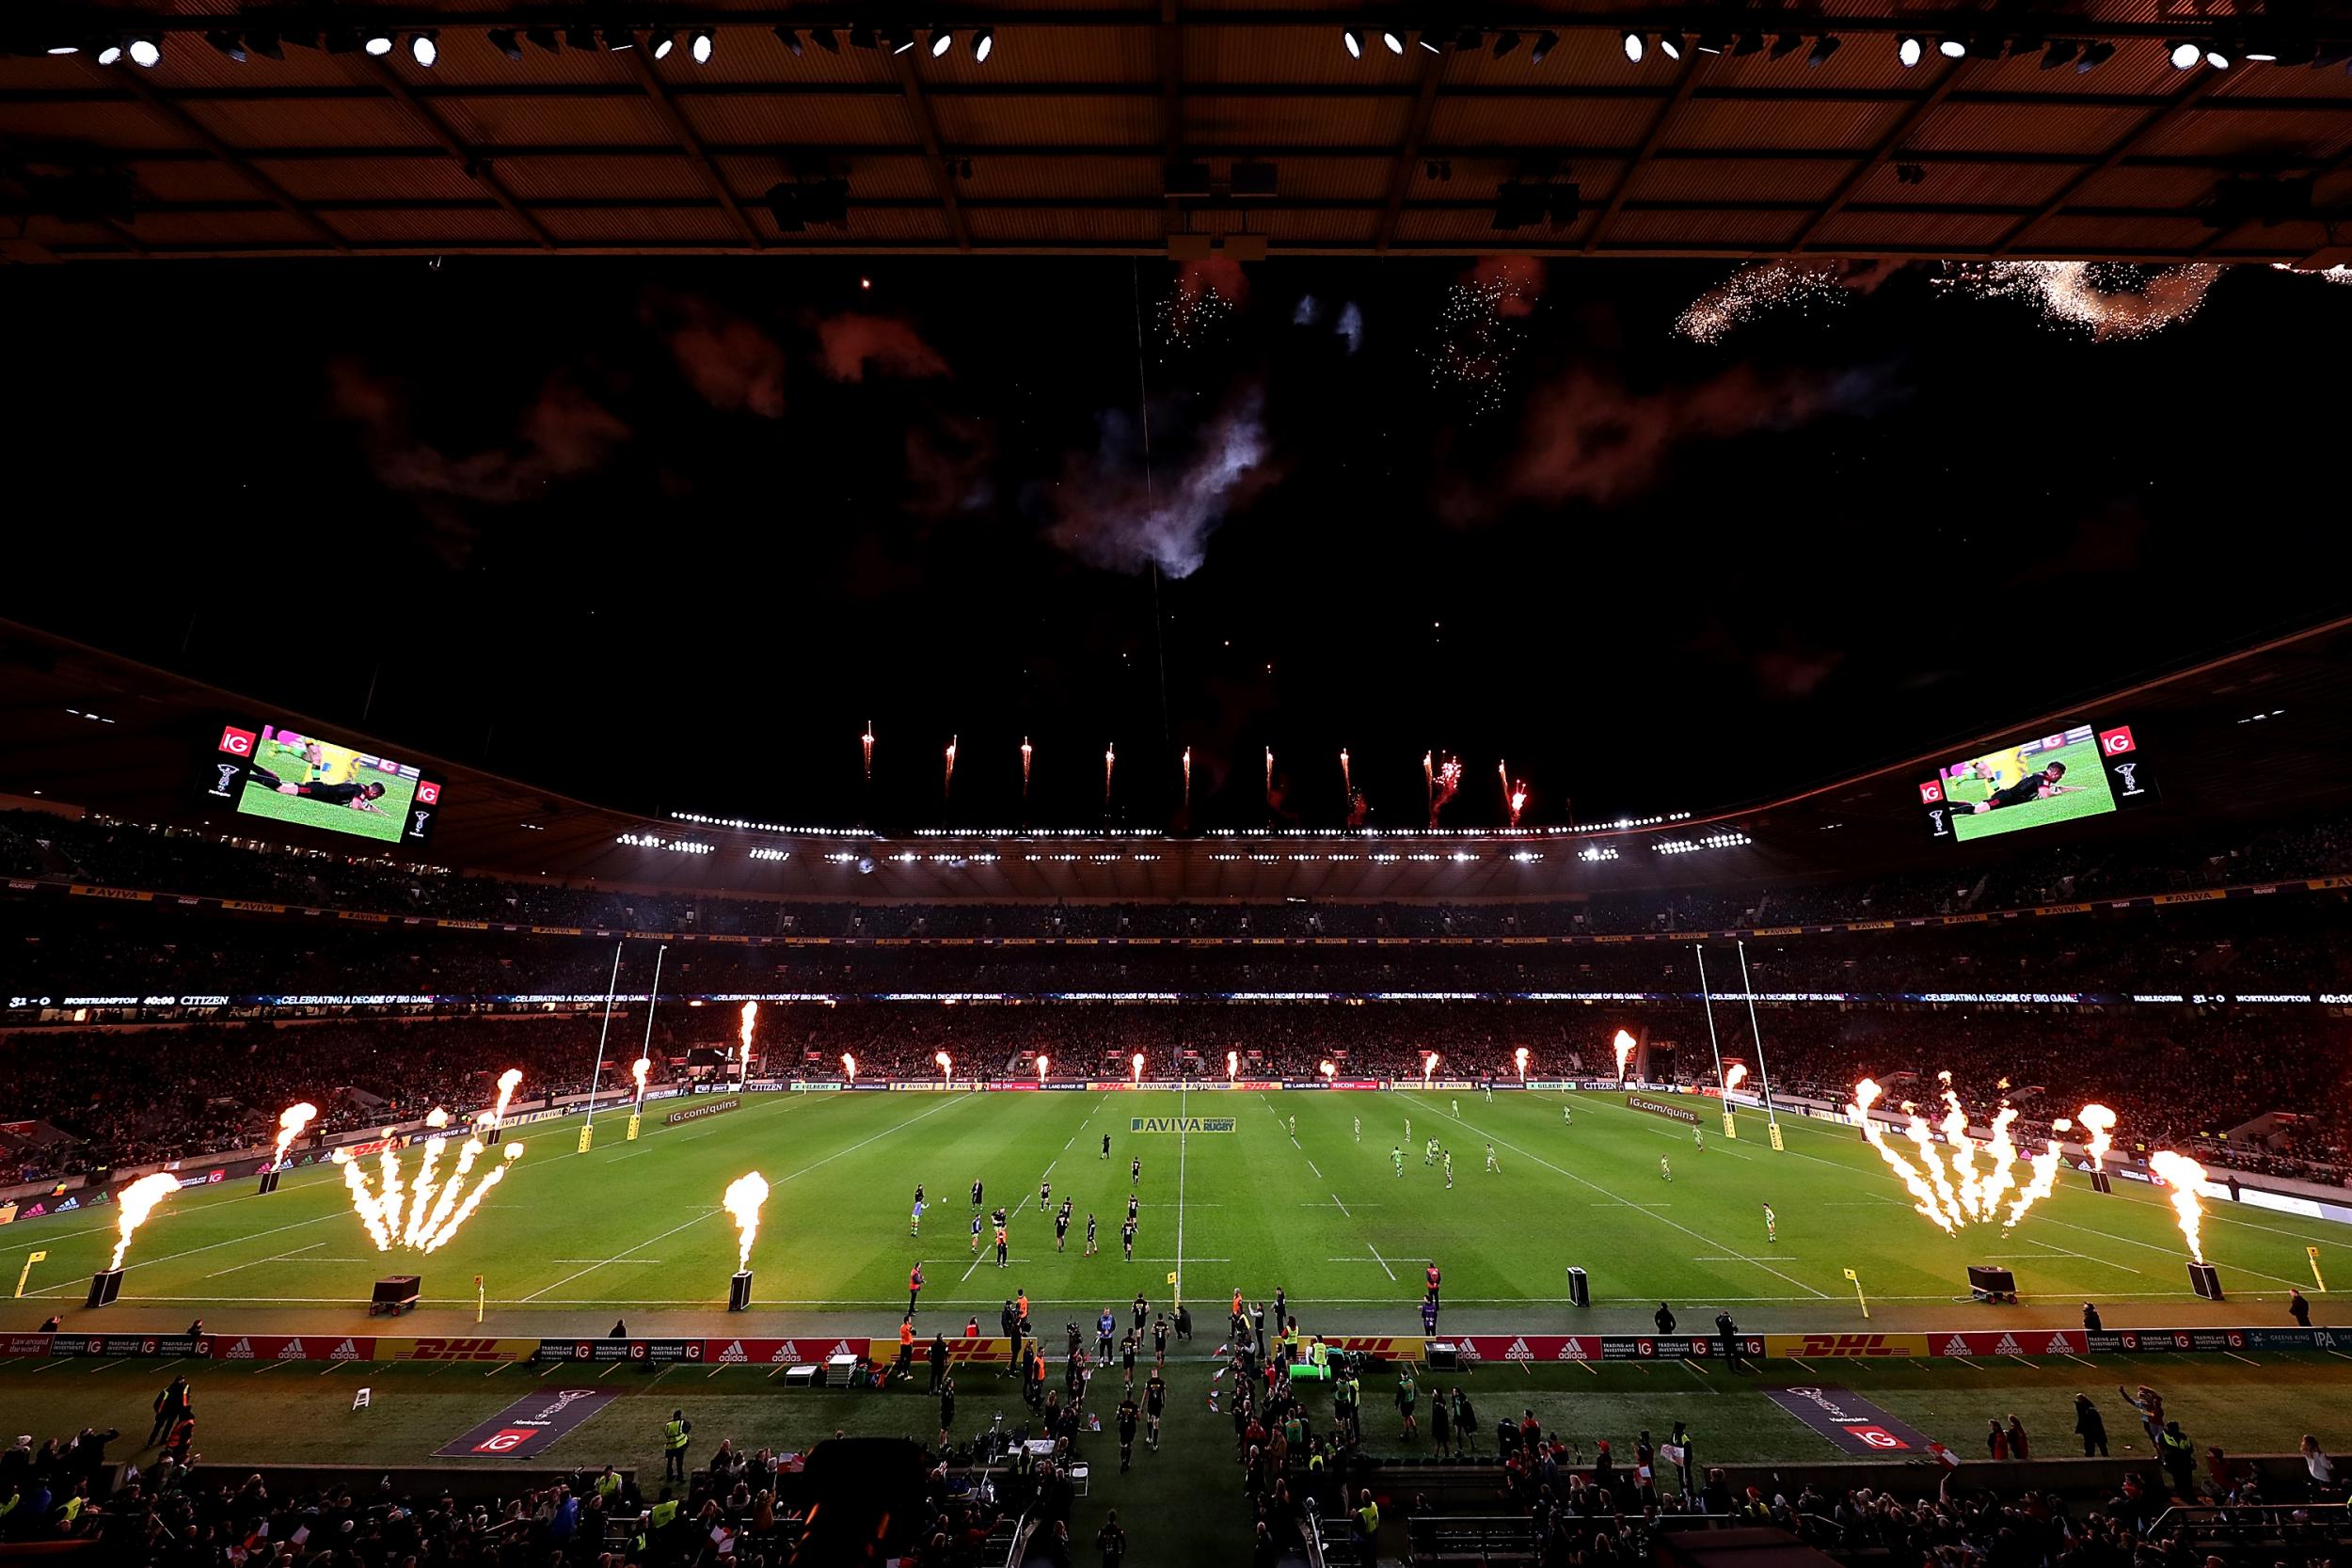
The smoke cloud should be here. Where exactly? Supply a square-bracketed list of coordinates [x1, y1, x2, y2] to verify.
[328, 360, 629, 504]
[1045, 388, 1275, 578]
[1450, 364, 1887, 516]
[645, 294, 787, 417]
[816, 313, 951, 382]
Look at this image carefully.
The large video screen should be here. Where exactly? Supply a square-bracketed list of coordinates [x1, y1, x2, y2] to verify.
[1919, 722, 2150, 844]
[204, 722, 443, 847]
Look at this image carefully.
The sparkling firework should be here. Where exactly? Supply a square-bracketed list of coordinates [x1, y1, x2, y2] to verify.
[1940, 261, 2221, 341]
[1157, 257, 1244, 354]
[1508, 778, 1528, 829]
[1339, 748, 1351, 799]
[271, 1101, 319, 1165]
[1428, 754, 1461, 827]
[723, 1171, 770, 1271]
[1674, 261, 1853, 344]
[1426, 256, 1541, 418]
[2149, 1150, 2210, 1262]
[109, 1172, 181, 1270]
[1104, 742, 1115, 806]
[1264, 746, 1275, 802]
[1613, 1029, 1636, 1081]
[1021, 736, 1033, 799]
[1182, 747, 1192, 813]
[945, 735, 957, 799]
[1724, 1064, 1747, 1093]
[861, 721, 874, 783]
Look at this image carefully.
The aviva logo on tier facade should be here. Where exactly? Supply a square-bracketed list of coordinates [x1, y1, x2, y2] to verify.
[1130, 1116, 1237, 1133]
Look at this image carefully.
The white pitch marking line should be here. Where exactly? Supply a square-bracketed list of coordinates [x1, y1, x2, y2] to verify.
[24, 1212, 342, 1297]
[2027, 1240, 2146, 1276]
[1365, 1243, 1396, 1281]
[202, 1241, 328, 1278]
[2223, 1350, 2260, 1367]
[1785, 1356, 1816, 1372]
[2058, 1352, 2097, 1368]
[1306, 1160, 1323, 1180]
[1674, 1359, 1719, 1393]
[517, 1210, 721, 1303]
[1406, 1092, 1829, 1299]
[1330, 1194, 1351, 1219]
[2034, 1215, 2309, 1288]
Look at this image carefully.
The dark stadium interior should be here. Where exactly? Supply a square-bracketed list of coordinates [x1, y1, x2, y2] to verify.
[9, 4, 2352, 1561]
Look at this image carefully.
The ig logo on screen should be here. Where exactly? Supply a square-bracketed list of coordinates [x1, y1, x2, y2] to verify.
[209, 764, 240, 799]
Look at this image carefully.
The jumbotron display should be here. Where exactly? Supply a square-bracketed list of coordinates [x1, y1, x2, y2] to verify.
[204, 722, 443, 846]
[1919, 722, 2151, 843]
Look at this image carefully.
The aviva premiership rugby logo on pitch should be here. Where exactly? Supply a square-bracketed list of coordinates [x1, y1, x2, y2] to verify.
[1131, 1116, 1237, 1133]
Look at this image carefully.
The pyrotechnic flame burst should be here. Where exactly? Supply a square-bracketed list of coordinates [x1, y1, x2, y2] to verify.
[1514, 1045, 1529, 1080]
[1422, 1052, 1439, 1086]
[109, 1172, 182, 1271]
[935, 1051, 952, 1081]
[1851, 1078, 2116, 1236]
[1130, 1052, 1144, 1084]
[2078, 1104, 2115, 1171]
[841, 1053, 857, 1081]
[1937, 261, 2221, 341]
[723, 1171, 770, 1271]
[630, 1057, 651, 1101]
[486, 1068, 524, 1132]
[1319, 1060, 1335, 1081]
[1675, 261, 1851, 344]
[738, 1002, 758, 1064]
[2149, 1150, 2209, 1263]
[1724, 1064, 1748, 1092]
[271, 1101, 319, 1165]
[1226, 1050, 1238, 1079]
[332, 1131, 525, 1256]
[1613, 1029, 1636, 1082]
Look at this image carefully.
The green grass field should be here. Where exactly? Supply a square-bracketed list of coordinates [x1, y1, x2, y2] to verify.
[9, 1086, 2343, 1324]
[1949, 736, 2113, 842]
[9, 1086, 2349, 1568]
[233, 740, 416, 845]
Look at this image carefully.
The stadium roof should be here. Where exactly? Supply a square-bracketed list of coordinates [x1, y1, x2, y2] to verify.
[5, 3, 2352, 264]
[3, 613, 2348, 901]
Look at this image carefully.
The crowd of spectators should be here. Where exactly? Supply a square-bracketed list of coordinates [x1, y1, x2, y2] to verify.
[8, 808, 2352, 942]
[8, 881, 2345, 1002]
[5, 993, 2344, 1190]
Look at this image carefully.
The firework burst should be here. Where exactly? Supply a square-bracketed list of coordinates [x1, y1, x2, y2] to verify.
[1937, 261, 2222, 341]
[1674, 261, 1853, 343]
[1425, 256, 1542, 418]
[1158, 258, 1245, 354]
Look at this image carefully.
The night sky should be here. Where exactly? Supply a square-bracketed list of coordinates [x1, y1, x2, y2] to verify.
[7, 256, 2345, 832]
